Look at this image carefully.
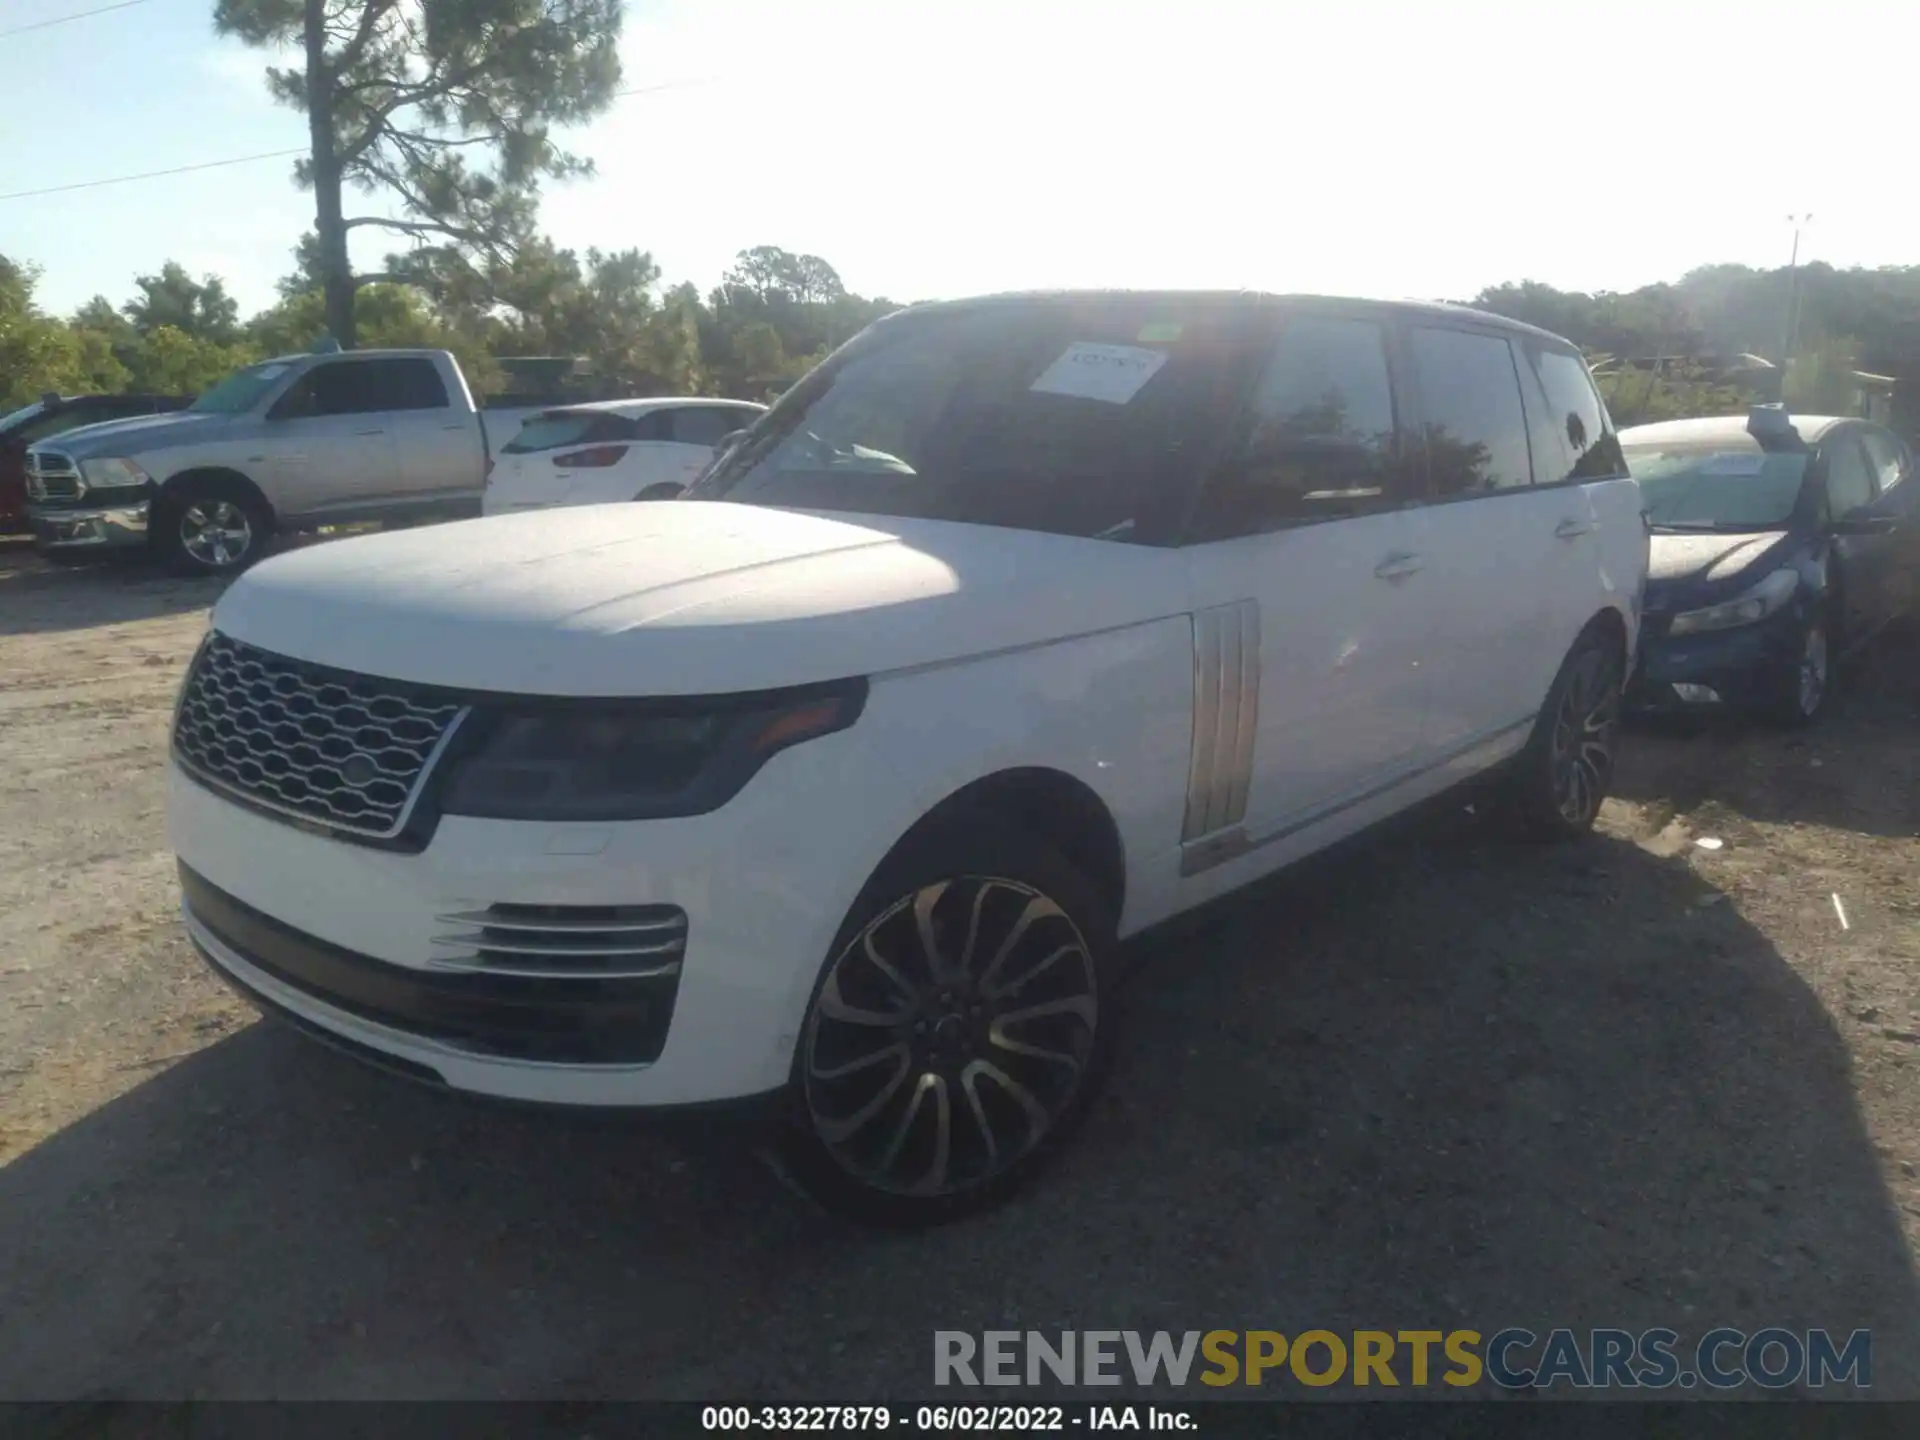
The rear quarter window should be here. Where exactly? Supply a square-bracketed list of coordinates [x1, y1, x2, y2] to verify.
[1530, 346, 1627, 481]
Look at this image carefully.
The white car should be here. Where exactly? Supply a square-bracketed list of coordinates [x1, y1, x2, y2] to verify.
[168, 291, 1647, 1226]
[481, 397, 767, 515]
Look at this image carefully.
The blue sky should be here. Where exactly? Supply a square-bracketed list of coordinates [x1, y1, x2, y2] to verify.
[3, 0, 1915, 320]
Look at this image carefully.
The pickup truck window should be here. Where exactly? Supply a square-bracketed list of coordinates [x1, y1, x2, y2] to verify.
[192, 362, 294, 415]
[274, 358, 451, 419]
[690, 299, 1267, 543]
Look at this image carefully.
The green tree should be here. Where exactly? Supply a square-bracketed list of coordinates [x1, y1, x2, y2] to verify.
[0, 256, 87, 406]
[121, 326, 257, 395]
[123, 261, 242, 344]
[213, 0, 624, 350]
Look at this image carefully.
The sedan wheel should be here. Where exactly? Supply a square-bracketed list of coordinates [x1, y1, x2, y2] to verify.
[1795, 622, 1830, 719]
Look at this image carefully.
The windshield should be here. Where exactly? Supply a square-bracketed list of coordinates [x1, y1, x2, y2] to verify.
[1626, 443, 1808, 530]
[0, 401, 44, 434]
[190, 360, 296, 415]
[689, 299, 1269, 542]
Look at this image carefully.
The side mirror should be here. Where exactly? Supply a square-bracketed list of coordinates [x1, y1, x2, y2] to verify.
[634, 481, 687, 502]
[1831, 512, 1897, 537]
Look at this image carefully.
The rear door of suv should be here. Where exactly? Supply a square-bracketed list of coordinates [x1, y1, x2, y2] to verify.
[1179, 305, 1434, 865]
[1395, 321, 1626, 760]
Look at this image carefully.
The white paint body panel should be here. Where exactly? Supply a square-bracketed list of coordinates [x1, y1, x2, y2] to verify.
[170, 475, 1644, 1106]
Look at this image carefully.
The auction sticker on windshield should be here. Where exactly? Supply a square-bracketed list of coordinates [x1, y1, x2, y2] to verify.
[1029, 342, 1168, 405]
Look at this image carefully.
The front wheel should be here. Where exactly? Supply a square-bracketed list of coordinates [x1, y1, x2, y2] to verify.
[1764, 617, 1831, 727]
[153, 483, 270, 576]
[1502, 630, 1624, 840]
[779, 815, 1117, 1227]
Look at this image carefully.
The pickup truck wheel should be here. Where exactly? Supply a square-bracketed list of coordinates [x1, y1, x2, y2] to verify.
[780, 815, 1117, 1227]
[1502, 631, 1623, 841]
[154, 484, 269, 576]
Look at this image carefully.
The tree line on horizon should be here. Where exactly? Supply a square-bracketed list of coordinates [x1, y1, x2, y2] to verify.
[0, 242, 899, 409]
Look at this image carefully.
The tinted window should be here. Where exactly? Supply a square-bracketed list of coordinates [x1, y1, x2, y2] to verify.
[1407, 328, 1533, 495]
[1531, 347, 1626, 481]
[692, 299, 1268, 543]
[503, 411, 633, 454]
[280, 358, 449, 417]
[1860, 427, 1906, 491]
[364, 358, 449, 411]
[1189, 315, 1398, 538]
[1825, 434, 1878, 515]
[727, 407, 764, 433]
[665, 407, 735, 447]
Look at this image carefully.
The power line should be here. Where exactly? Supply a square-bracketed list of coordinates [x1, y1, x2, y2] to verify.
[0, 76, 714, 203]
[0, 148, 305, 201]
[0, 0, 150, 37]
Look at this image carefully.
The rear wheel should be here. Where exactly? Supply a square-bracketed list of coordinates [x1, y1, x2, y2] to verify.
[778, 814, 1117, 1227]
[154, 480, 270, 576]
[1502, 630, 1624, 840]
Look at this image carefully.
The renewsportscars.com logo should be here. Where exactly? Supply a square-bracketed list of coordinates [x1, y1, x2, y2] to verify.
[933, 1328, 1872, 1391]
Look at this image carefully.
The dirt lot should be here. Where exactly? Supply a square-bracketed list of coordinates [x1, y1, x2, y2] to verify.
[2, 533, 1919, 1403]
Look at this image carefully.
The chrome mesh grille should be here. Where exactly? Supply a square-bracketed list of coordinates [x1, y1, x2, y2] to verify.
[173, 633, 466, 838]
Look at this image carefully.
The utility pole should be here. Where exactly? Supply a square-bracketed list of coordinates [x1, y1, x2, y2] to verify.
[1783, 213, 1812, 385]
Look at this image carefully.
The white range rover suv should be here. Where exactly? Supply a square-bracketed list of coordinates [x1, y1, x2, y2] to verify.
[168, 291, 1647, 1225]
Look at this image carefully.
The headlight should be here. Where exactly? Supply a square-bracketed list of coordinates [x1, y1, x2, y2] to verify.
[1668, 568, 1799, 636]
[438, 681, 866, 821]
[78, 457, 151, 494]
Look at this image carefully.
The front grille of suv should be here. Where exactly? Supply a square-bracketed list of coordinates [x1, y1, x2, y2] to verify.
[24, 451, 81, 503]
[173, 633, 468, 840]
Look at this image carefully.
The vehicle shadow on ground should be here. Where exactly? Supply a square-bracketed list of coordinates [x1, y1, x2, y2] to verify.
[0, 805, 1911, 1402]
[1613, 618, 1920, 842]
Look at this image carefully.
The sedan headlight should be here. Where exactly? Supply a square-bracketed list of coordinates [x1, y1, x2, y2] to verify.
[1668, 568, 1799, 636]
[439, 681, 866, 821]
[78, 457, 151, 494]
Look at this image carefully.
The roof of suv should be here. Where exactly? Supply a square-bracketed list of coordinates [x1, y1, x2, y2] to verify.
[896, 289, 1580, 349]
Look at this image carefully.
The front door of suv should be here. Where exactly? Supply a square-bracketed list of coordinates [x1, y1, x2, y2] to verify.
[1179, 309, 1433, 867]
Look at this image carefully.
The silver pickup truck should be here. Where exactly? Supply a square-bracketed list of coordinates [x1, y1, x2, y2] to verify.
[24, 348, 498, 574]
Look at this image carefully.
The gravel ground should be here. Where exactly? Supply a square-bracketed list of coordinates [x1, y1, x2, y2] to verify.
[2, 533, 1918, 1403]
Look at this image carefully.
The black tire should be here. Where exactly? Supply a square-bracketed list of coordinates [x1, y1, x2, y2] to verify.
[1502, 628, 1624, 841]
[153, 479, 271, 576]
[1762, 614, 1832, 728]
[776, 812, 1118, 1228]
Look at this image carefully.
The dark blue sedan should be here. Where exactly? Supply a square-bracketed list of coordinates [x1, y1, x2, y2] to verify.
[1622, 407, 1920, 724]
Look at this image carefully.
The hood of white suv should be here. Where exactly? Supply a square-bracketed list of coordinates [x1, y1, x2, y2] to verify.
[213, 502, 1190, 696]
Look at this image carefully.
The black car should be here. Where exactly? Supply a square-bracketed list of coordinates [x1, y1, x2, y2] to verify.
[1621, 407, 1920, 724]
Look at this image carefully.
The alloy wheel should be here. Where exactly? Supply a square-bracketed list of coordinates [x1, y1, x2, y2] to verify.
[180, 501, 253, 570]
[801, 876, 1099, 1199]
[1549, 649, 1621, 826]
[1798, 624, 1830, 717]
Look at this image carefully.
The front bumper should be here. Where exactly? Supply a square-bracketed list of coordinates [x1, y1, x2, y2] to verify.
[1627, 612, 1804, 712]
[27, 499, 150, 551]
[168, 730, 887, 1107]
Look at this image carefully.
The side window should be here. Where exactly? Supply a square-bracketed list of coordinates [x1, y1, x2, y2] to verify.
[1825, 435, 1878, 516]
[665, 407, 735, 447]
[1190, 314, 1398, 539]
[274, 363, 367, 418]
[625, 410, 669, 441]
[728, 407, 764, 433]
[1406, 327, 1533, 495]
[1860, 428, 1905, 492]
[1530, 346, 1627, 482]
[360, 358, 450, 411]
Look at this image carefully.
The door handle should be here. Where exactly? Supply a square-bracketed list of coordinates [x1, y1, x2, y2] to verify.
[355, 428, 387, 437]
[1374, 551, 1424, 581]
[440, 424, 465, 432]
[1555, 517, 1593, 539]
